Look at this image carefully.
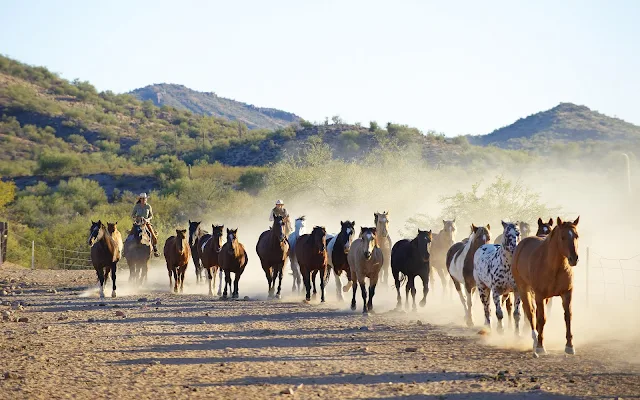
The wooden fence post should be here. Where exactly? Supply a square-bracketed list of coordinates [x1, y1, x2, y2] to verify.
[586, 246, 590, 307]
[31, 241, 35, 270]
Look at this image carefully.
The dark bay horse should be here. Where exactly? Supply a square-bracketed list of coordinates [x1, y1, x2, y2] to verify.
[446, 224, 491, 326]
[256, 215, 290, 299]
[327, 220, 356, 301]
[123, 221, 152, 286]
[391, 229, 432, 311]
[430, 220, 456, 297]
[347, 227, 384, 313]
[188, 220, 206, 284]
[88, 220, 120, 298]
[512, 216, 580, 357]
[219, 228, 248, 299]
[295, 226, 328, 302]
[200, 224, 225, 296]
[164, 229, 190, 293]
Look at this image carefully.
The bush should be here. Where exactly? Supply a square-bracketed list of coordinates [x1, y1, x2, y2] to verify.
[36, 151, 81, 176]
[153, 155, 188, 183]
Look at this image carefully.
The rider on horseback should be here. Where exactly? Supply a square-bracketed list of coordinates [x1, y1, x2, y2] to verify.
[132, 193, 160, 257]
[269, 199, 292, 234]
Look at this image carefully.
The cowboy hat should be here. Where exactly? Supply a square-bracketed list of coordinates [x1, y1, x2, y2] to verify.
[138, 193, 148, 199]
[275, 199, 284, 205]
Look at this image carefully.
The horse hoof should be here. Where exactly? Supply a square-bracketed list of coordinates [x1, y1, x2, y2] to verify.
[111, 291, 117, 298]
[565, 346, 576, 355]
[276, 293, 282, 300]
[217, 291, 222, 296]
[419, 300, 426, 307]
[535, 346, 547, 356]
[532, 352, 539, 359]
[350, 304, 356, 311]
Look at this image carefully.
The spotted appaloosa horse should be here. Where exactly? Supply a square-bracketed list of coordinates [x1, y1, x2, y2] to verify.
[494, 221, 530, 245]
[474, 221, 521, 334]
[374, 212, 392, 285]
[446, 224, 491, 326]
[512, 217, 580, 358]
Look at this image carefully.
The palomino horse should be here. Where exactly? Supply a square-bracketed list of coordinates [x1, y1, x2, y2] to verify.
[188, 220, 206, 284]
[295, 226, 328, 302]
[219, 228, 248, 299]
[512, 216, 580, 357]
[391, 229, 432, 311]
[88, 220, 120, 298]
[164, 229, 190, 293]
[288, 216, 307, 293]
[446, 224, 491, 326]
[348, 227, 384, 313]
[430, 220, 456, 297]
[257, 215, 290, 299]
[327, 220, 356, 301]
[123, 220, 152, 286]
[474, 221, 521, 334]
[200, 225, 225, 296]
[374, 212, 392, 285]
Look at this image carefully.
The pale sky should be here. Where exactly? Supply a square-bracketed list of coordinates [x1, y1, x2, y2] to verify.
[1, 0, 639, 135]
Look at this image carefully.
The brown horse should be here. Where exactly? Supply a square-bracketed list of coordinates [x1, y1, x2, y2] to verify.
[200, 224, 224, 296]
[374, 212, 392, 285]
[88, 220, 121, 298]
[348, 227, 384, 313]
[256, 215, 290, 299]
[512, 216, 580, 357]
[219, 228, 248, 299]
[430, 219, 457, 297]
[164, 229, 190, 293]
[295, 226, 328, 302]
[535, 218, 554, 237]
[446, 224, 491, 326]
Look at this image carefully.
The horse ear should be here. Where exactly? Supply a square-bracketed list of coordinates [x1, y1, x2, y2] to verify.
[557, 217, 563, 226]
[487, 224, 490, 230]
[427, 230, 432, 239]
[538, 217, 543, 225]
[371, 227, 377, 234]
[501, 220, 506, 229]
[452, 218, 456, 223]
[189, 219, 192, 224]
[548, 218, 554, 226]
[573, 216, 580, 225]
[443, 220, 446, 225]
[340, 221, 344, 226]
[374, 213, 378, 223]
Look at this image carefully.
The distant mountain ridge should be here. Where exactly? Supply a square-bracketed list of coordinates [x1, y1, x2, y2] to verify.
[470, 102, 640, 149]
[130, 83, 301, 130]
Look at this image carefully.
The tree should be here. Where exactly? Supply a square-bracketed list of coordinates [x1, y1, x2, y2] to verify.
[0, 181, 16, 213]
[369, 121, 379, 132]
[331, 115, 343, 125]
[153, 155, 188, 183]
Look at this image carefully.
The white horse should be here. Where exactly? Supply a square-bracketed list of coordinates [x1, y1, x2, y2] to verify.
[473, 221, 521, 334]
[288, 216, 307, 293]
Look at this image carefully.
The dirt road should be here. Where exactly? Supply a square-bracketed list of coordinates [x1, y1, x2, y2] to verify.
[1, 263, 639, 399]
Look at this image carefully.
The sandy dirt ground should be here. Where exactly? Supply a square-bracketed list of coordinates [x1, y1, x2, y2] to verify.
[1, 261, 639, 400]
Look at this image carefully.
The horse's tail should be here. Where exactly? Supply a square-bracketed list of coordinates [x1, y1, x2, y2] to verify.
[393, 272, 408, 289]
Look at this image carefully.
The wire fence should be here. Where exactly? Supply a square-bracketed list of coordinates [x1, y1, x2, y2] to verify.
[587, 247, 640, 304]
[4, 228, 93, 270]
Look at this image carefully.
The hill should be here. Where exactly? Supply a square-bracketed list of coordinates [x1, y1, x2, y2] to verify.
[470, 102, 640, 149]
[130, 83, 301, 130]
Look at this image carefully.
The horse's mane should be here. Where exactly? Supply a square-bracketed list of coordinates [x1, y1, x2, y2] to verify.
[296, 216, 306, 221]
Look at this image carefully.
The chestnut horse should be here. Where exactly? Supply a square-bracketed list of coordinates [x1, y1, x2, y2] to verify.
[219, 228, 248, 299]
[348, 227, 384, 314]
[512, 216, 580, 357]
[164, 229, 190, 293]
[446, 224, 491, 326]
[295, 226, 328, 302]
[200, 225, 225, 296]
[257, 215, 290, 299]
[88, 220, 120, 298]
[374, 212, 392, 285]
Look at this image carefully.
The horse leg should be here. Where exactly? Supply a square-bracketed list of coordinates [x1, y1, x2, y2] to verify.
[452, 279, 467, 318]
[311, 270, 318, 297]
[276, 264, 284, 299]
[435, 267, 447, 299]
[206, 267, 214, 296]
[334, 271, 343, 302]
[359, 278, 368, 314]
[180, 265, 186, 293]
[393, 269, 402, 310]
[503, 294, 513, 329]
[173, 268, 179, 293]
[409, 275, 418, 311]
[217, 268, 223, 296]
[419, 270, 429, 307]
[128, 263, 135, 284]
[233, 271, 241, 299]
[465, 284, 475, 327]
[518, 288, 537, 356]
[492, 289, 505, 334]
[303, 268, 312, 302]
[513, 291, 522, 337]
[546, 297, 553, 315]
[96, 267, 106, 299]
[223, 269, 231, 299]
[319, 267, 326, 303]
[534, 296, 548, 357]
[110, 262, 117, 298]
[350, 272, 358, 311]
[263, 267, 273, 298]
[405, 277, 411, 311]
[562, 290, 575, 355]
[168, 268, 173, 292]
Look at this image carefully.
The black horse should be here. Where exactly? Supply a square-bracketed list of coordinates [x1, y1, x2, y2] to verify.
[123, 222, 152, 286]
[327, 220, 356, 301]
[391, 229, 432, 311]
[188, 220, 206, 284]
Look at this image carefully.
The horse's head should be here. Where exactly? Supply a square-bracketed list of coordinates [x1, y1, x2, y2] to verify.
[176, 229, 187, 251]
[554, 216, 580, 266]
[88, 220, 104, 246]
[500, 221, 520, 253]
[472, 223, 491, 246]
[374, 212, 390, 236]
[442, 219, 457, 240]
[212, 224, 224, 253]
[295, 216, 306, 234]
[188, 220, 201, 247]
[311, 226, 327, 253]
[340, 220, 356, 253]
[107, 221, 118, 235]
[227, 228, 239, 253]
[536, 217, 554, 237]
[415, 229, 432, 262]
[272, 215, 286, 242]
[517, 221, 531, 238]
[360, 227, 377, 260]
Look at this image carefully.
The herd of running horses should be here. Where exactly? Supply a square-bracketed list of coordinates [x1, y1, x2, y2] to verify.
[87, 211, 580, 358]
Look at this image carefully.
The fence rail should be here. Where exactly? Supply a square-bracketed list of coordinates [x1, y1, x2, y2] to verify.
[587, 247, 640, 303]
